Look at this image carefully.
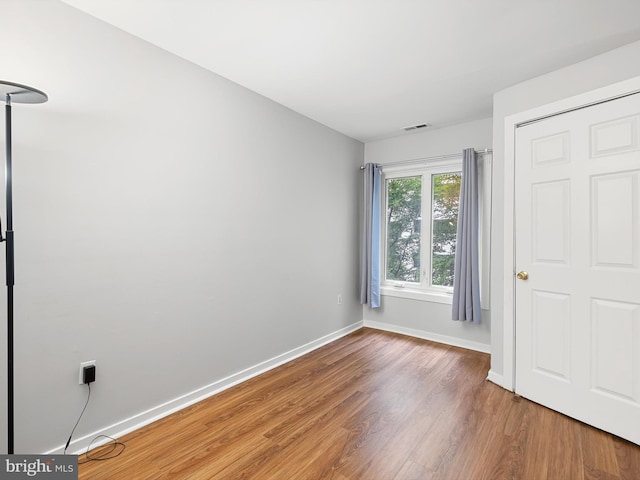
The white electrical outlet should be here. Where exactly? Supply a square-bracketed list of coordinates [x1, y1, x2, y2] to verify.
[337, 294, 343, 305]
[79, 360, 96, 385]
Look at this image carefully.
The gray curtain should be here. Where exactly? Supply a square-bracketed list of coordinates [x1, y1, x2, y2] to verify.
[360, 163, 381, 308]
[452, 148, 481, 322]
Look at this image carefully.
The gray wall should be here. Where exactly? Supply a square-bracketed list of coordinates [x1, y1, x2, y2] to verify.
[491, 39, 640, 381]
[364, 118, 492, 350]
[0, 0, 363, 453]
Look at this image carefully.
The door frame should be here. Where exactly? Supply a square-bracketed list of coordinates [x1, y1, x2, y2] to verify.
[501, 76, 640, 391]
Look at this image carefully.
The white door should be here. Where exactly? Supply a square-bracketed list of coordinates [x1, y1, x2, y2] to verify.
[515, 92, 640, 445]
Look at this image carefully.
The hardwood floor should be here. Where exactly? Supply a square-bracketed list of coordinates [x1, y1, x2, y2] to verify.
[79, 328, 640, 479]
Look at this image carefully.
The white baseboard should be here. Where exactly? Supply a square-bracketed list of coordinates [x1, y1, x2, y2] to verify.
[486, 369, 506, 388]
[363, 320, 491, 354]
[46, 321, 364, 455]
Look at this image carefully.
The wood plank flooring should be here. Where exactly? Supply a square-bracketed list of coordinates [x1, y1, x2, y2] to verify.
[79, 328, 640, 479]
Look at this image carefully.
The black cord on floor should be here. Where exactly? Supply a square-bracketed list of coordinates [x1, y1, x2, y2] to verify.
[63, 383, 126, 463]
[78, 435, 125, 464]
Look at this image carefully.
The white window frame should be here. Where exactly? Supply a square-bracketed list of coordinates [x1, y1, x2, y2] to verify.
[380, 157, 462, 304]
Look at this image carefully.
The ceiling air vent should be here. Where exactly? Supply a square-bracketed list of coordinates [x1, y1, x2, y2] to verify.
[403, 123, 431, 132]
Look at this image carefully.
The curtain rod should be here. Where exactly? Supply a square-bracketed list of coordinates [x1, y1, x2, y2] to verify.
[359, 148, 492, 170]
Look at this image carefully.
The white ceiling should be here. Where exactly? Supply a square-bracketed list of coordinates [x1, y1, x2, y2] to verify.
[62, 0, 640, 142]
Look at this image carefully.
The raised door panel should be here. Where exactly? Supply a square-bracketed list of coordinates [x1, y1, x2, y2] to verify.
[590, 115, 640, 158]
[532, 132, 571, 167]
[591, 171, 639, 269]
[532, 290, 571, 381]
[591, 298, 640, 405]
[532, 180, 570, 265]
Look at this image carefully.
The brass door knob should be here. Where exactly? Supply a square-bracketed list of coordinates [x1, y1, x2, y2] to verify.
[516, 271, 529, 280]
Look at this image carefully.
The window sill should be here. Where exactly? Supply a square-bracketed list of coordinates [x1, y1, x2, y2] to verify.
[381, 285, 453, 305]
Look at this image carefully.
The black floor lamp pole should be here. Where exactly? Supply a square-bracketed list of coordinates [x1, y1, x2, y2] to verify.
[0, 81, 47, 454]
[5, 96, 14, 456]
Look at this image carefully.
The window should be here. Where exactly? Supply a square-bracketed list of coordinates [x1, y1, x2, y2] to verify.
[381, 159, 462, 303]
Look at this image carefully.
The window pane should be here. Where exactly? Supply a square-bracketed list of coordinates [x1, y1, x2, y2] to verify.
[432, 172, 461, 287]
[386, 176, 422, 283]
